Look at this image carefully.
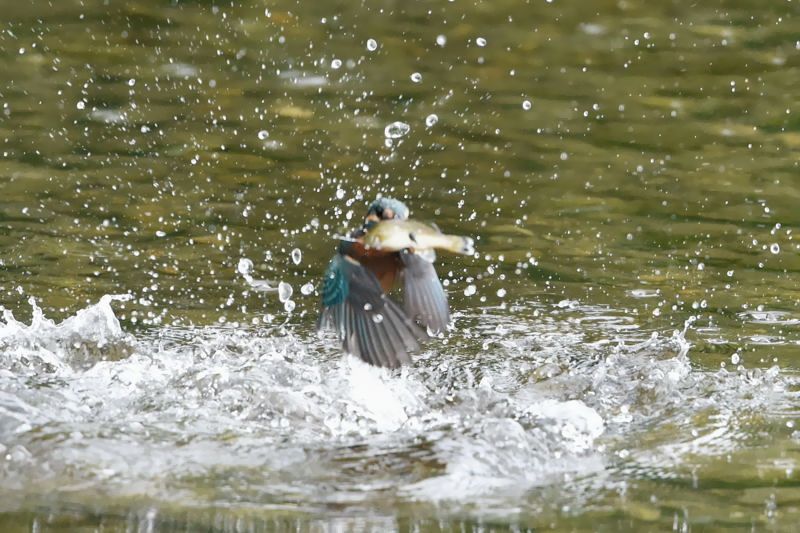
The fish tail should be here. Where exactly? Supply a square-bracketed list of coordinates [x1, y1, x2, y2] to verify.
[441, 234, 475, 255]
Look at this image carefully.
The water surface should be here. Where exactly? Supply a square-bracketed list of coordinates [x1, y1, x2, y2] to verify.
[1, 0, 799, 530]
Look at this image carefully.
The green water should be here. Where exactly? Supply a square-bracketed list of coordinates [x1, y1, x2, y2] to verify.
[1, 0, 799, 531]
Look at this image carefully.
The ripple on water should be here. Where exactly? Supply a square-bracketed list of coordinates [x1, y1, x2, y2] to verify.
[88, 108, 127, 124]
[739, 310, 800, 326]
[158, 62, 199, 78]
[278, 70, 329, 88]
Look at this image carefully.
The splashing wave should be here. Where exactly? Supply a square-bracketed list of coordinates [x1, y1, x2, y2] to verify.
[0, 297, 796, 520]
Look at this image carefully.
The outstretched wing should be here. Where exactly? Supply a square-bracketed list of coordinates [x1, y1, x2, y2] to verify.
[400, 250, 451, 335]
[318, 254, 426, 368]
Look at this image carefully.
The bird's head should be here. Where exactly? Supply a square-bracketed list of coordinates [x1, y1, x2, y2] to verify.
[365, 197, 410, 226]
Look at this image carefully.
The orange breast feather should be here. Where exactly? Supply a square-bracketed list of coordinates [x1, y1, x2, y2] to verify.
[347, 241, 403, 293]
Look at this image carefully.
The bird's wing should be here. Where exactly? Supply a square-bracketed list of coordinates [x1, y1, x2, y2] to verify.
[318, 254, 426, 368]
[400, 250, 451, 335]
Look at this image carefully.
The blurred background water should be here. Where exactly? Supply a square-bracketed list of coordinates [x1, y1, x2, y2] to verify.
[1, 0, 799, 530]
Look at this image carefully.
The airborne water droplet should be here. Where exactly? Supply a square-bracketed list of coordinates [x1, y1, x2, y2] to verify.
[284, 300, 296, 312]
[476, 37, 487, 47]
[384, 121, 410, 139]
[366, 38, 378, 51]
[372, 313, 384, 323]
[522, 100, 532, 110]
[770, 243, 780, 254]
[291, 248, 302, 265]
[257, 130, 269, 140]
[278, 282, 293, 302]
[410, 72, 422, 83]
[464, 284, 477, 296]
[237, 258, 254, 276]
[425, 114, 438, 127]
[300, 282, 315, 295]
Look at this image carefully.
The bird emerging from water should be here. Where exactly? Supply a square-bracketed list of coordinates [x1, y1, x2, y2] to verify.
[318, 198, 474, 368]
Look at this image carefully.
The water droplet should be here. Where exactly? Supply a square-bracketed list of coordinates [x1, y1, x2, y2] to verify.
[237, 258, 253, 276]
[363, 303, 373, 311]
[464, 284, 477, 296]
[425, 114, 438, 127]
[372, 313, 384, 324]
[291, 248, 302, 265]
[497, 288, 507, 297]
[76, 101, 86, 110]
[284, 300, 296, 313]
[770, 243, 780, 254]
[731, 352, 740, 364]
[522, 100, 532, 110]
[436, 35, 447, 47]
[476, 37, 487, 47]
[257, 130, 269, 140]
[300, 282, 315, 295]
[366, 38, 378, 51]
[410, 72, 422, 83]
[384, 121, 410, 139]
[331, 58, 342, 69]
[278, 282, 293, 303]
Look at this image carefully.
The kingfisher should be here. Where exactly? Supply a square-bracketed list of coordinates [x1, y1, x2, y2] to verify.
[318, 197, 472, 368]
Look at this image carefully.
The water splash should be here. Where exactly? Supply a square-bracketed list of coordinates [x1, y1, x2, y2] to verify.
[236, 257, 276, 292]
[0, 298, 797, 522]
[384, 121, 410, 139]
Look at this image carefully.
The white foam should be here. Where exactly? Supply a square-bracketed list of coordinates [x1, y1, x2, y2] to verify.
[0, 298, 797, 516]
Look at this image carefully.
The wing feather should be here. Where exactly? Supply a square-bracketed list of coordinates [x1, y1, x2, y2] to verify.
[400, 251, 451, 334]
[319, 254, 426, 367]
